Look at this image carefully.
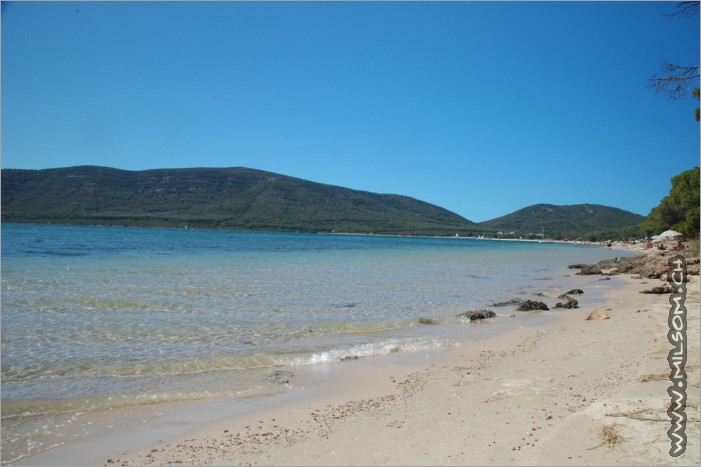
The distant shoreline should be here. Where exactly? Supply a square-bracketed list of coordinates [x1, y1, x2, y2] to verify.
[322, 229, 614, 247]
[3, 220, 617, 247]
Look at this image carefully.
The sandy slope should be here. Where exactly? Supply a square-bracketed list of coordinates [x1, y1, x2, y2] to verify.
[106, 272, 699, 466]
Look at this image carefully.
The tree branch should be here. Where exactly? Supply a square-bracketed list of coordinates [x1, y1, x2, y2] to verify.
[648, 63, 700, 100]
[663, 1, 700, 18]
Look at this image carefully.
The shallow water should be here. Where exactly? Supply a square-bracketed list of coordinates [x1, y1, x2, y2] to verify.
[1, 223, 627, 463]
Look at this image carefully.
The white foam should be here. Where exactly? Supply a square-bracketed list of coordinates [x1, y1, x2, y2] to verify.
[282, 338, 444, 367]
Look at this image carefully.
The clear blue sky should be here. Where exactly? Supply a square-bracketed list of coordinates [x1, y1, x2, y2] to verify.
[2, 1, 699, 222]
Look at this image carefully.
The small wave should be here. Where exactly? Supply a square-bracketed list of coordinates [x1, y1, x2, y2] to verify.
[281, 338, 444, 367]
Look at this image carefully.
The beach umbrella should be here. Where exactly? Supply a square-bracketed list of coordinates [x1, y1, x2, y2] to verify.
[652, 230, 683, 243]
[659, 230, 683, 239]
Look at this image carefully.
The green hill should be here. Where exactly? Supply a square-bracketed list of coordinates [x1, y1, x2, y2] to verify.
[1, 166, 479, 235]
[1, 166, 649, 238]
[478, 203, 646, 239]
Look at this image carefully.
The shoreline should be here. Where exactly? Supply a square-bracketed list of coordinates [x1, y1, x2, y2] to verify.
[14, 261, 699, 466]
[2, 221, 619, 246]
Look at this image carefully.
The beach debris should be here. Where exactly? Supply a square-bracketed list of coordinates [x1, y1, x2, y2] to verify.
[584, 309, 609, 320]
[455, 310, 496, 322]
[554, 295, 579, 309]
[640, 284, 674, 294]
[516, 300, 549, 311]
[600, 423, 624, 446]
[267, 370, 294, 385]
[639, 373, 668, 383]
[417, 317, 439, 325]
[340, 355, 359, 361]
[566, 289, 584, 295]
[586, 423, 625, 451]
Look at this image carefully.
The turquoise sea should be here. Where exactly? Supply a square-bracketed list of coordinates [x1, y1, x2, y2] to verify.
[1, 223, 626, 463]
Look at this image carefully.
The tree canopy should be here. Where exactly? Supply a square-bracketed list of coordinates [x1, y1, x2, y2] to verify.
[642, 166, 700, 238]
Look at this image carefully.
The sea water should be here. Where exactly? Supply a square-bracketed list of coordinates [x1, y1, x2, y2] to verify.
[1, 223, 627, 463]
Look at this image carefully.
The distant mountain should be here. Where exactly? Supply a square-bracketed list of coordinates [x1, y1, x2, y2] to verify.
[1, 166, 479, 235]
[479, 203, 646, 239]
[1, 167, 648, 239]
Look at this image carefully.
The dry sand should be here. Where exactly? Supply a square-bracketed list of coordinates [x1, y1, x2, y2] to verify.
[95, 271, 700, 466]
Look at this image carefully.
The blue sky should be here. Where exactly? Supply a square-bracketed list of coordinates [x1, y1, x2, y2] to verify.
[2, 1, 699, 222]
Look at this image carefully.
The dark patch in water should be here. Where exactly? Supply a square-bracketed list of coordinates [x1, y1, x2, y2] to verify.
[464, 274, 484, 280]
[25, 250, 89, 257]
[418, 317, 439, 325]
[491, 299, 523, 307]
[331, 303, 357, 309]
[268, 370, 293, 385]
